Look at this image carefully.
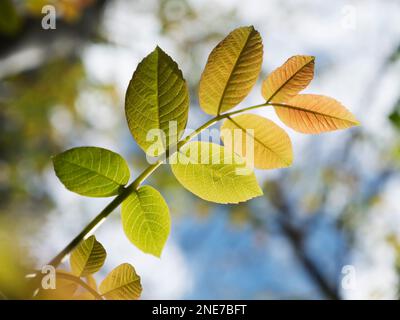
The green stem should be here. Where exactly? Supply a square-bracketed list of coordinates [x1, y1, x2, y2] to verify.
[46, 102, 271, 268]
[223, 102, 268, 117]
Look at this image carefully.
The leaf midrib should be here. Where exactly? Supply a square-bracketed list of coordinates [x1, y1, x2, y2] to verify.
[272, 103, 358, 124]
[76, 237, 94, 277]
[216, 28, 254, 115]
[58, 158, 123, 185]
[266, 57, 314, 103]
[155, 48, 161, 131]
[102, 278, 140, 297]
[137, 191, 159, 250]
[227, 117, 290, 165]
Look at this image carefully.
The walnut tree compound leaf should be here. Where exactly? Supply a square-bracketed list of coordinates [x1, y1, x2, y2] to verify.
[273, 94, 360, 133]
[262, 55, 314, 103]
[199, 26, 263, 115]
[99, 263, 142, 300]
[125, 46, 189, 155]
[121, 186, 170, 257]
[170, 142, 263, 204]
[52, 147, 130, 197]
[70, 235, 106, 277]
[221, 114, 293, 169]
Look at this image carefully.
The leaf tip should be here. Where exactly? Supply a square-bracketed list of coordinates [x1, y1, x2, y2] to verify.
[151, 45, 162, 57]
[85, 234, 96, 242]
[148, 247, 163, 258]
[154, 45, 165, 55]
[346, 110, 360, 127]
[51, 152, 61, 163]
[301, 55, 315, 63]
[285, 157, 294, 167]
[154, 252, 162, 259]
[244, 25, 260, 35]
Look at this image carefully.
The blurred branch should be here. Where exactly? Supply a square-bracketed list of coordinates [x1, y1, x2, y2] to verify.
[278, 214, 340, 300]
[266, 181, 340, 300]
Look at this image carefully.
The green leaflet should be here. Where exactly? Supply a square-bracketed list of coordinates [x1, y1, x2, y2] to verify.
[70, 236, 106, 277]
[170, 142, 263, 204]
[99, 263, 142, 300]
[125, 46, 189, 156]
[121, 186, 170, 257]
[52, 146, 130, 197]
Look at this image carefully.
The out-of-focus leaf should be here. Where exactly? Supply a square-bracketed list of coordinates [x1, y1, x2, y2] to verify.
[53, 147, 130, 197]
[70, 236, 106, 277]
[125, 46, 189, 155]
[58, 0, 95, 21]
[221, 114, 293, 169]
[25, 0, 95, 21]
[170, 142, 263, 203]
[387, 234, 400, 273]
[199, 26, 263, 115]
[389, 98, 400, 130]
[389, 111, 400, 129]
[273, 94, 359, 133]
[389, 44, 400, 63]
[121, 186, 170, 257]
[99, 263, 142, 300]
[0, 225, 32, 299]
[262, 55, 314, 103]
[0, 0, 21, 36]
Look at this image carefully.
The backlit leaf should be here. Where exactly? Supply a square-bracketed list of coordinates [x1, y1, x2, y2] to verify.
[125, 46, 189, 155]
[170, 142, 263, 204]
[86, 275, 97, 291]
[36, 270, 78, 300]
[53, 147, 130, 197]
[70, 235, 106, 277]
[273, 94, 360, 133]
[121, 186, 170, 257]
[99, 263, 142, 300]
[221, 114, 293, 169]
[388, 97, 400, 131]
[199, 26, 263, 115]
[262, 55, 314, 103]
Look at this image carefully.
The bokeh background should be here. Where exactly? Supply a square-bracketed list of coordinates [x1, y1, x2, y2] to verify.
[1, 0, 400, 299]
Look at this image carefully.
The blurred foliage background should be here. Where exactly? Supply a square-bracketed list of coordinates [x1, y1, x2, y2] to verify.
[1, 0, 400, 299]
